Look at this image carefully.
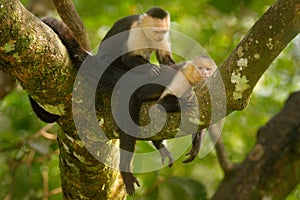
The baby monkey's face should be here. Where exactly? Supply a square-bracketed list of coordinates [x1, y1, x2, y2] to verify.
[196, 62, 215, 79]
[192, 57, 217, 80]
[182, 56, 217, 84]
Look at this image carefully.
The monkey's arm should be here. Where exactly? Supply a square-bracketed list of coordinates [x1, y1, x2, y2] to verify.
[156, 50, 175, 66]
[152, 140, 174, 167]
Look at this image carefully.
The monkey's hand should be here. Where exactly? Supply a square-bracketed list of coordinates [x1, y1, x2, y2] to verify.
[158, 147, 174, 167]
[183, 130, 205, 163]
[121, 172, 140, 196]
[182, 144, 200, 163]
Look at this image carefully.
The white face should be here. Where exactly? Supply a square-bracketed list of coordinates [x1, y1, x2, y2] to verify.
[151, 28, 168, 42]
[141, 15, 170, 43]
[191, 57, 217, 80]
[197, 65, 215, 79]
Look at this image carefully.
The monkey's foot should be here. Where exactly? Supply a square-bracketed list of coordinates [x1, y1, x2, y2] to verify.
[121, 172, 140, 196]
[182, 131, 204, 163]
[158, 147, 174, 167]
[182, 145, 200, 163]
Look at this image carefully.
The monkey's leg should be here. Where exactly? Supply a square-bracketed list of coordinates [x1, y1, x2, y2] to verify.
[152, 140, 174, 167]
[119, 132, 140, 196]
[132, 83, 175, 167]
[182, 129, 205, 163]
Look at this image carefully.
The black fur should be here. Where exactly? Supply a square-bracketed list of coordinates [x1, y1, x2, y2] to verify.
[29, 96, 59, 123]
[146, 7, 169, 19]
[42, 17, 88, 68]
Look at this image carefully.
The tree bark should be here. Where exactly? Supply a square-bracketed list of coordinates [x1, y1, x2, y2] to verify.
[213, 91, 300, 200]
[0, 0, 299, 199]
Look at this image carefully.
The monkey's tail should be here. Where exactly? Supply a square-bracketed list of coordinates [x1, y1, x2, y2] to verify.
[28, 96, 59, 123]
[41, 17, 89, 68]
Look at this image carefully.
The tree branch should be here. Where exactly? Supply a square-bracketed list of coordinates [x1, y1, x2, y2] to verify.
[0, 0, 299, 140]
[213, 91, 300, 200]
[0, 0, 74, 111]
[208, 123, 236, 173]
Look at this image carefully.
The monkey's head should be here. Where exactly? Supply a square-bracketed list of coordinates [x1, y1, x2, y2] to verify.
[182, 56, 217, 84]
[141, 7, 171, 42]
[157, 56, 217, 112]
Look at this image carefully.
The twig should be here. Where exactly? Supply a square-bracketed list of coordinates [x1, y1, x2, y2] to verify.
[48, 187, 62, 196]
[208, 122, 236, 173]
[33, 123, 57, 140]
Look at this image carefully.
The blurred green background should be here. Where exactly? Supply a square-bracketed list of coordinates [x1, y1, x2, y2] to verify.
[0, 0, 299, 199]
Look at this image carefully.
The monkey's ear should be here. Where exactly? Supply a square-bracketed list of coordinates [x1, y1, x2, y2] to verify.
[182, 63, 203, 84]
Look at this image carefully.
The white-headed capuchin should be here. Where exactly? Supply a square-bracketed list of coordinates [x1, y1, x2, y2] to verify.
[157, 56, 217, 111]
[155, 56, 217, 164]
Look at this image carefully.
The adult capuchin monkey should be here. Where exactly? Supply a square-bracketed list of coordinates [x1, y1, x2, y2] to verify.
[96, 7, 176, 195]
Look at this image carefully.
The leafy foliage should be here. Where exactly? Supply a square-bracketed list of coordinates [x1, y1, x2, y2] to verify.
[0, 90, 61, 200]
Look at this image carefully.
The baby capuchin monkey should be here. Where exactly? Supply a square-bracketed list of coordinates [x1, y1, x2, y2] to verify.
[126, 56, 217, 194]
[155, 56, 217, 163]
[158, 56, 217, 110]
